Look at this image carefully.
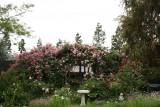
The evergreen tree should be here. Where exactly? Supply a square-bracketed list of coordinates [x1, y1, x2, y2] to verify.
[119, 0, 160, 76]
[37, 37, 42, 47]
[0, 4, 34, 53]
[93, 23, 106, 47]
[56, 39, 63, 48]
[0, 38, 8, 61]
[63, 40, 70, 45]
[75, 33, 83, 44]
[111, 26, 123, 52]
[18, 39, 26, 53]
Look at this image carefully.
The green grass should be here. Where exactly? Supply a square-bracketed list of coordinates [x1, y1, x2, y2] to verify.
[29, 94, 160, 107]
[71, 97, 160, 107]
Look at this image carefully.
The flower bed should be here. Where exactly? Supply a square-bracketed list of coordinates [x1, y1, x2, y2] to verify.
[28, 91, 160, 107]
[0, 44, 151, 106]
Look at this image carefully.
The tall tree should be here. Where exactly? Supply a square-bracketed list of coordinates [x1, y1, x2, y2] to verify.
[119, 0, 160, 78]
[0, 3, 34, 53]
[18, 39, 26, 53]
[63, 40, 70, 45]
[111, 26, 123, 52]
[0, 38, 8, 61]
[75, 33, 83, 44]
[56, 39, 63, 48]
[37, 37, 42, 47]
[56, 39, 70, 48]
[93, 23, 106, 47]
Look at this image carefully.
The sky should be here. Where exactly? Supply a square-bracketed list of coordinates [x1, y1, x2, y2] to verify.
[0, 0, 124, 53]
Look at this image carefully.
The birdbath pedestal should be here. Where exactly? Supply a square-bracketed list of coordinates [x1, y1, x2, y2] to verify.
[77, 90, 89, 106]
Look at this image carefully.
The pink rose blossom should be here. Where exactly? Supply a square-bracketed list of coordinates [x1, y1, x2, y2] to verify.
[29, 76, 32, 79]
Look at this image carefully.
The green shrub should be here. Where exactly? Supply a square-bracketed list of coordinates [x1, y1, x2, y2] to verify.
[79, 78, 108, 101]
[53, 87, 81, 105]
[104, 52, 122, 74]
[0, 70, 34, 106]
[69, 89, 81, 104]
[0, 70, 16, 106]
[49, 95, 71, 107]
[79, 56, 147, 101]
[115, 56, 147, 93]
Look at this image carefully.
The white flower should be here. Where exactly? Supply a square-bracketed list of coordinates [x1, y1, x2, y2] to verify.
[54, 94, 58, 97]
[61, 96, 64, 100]
[45, 88, 49, 93]
[42, 88, 45, 90]
[90, 71, 94, 75]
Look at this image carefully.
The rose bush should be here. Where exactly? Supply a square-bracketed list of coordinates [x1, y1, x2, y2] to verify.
[9, 43, 108, 95]
[114, 56, 147, 93]
[79, 56, 147, 101]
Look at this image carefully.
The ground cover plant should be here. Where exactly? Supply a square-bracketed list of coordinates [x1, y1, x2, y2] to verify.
[28, 91, 160, 107]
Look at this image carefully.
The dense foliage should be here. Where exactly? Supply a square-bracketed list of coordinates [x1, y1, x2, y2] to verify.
[0, 3, 34, 53]
[111, 26, 123, 52]
[0, 43, 148, 106]
[80, 56, 146, 101]
[0, 70, 34, 106]
[8, 44, 108, 96]
[119, 0, 160, 82]
[1, 1, 159, 106]
[0, 38, 8, 61]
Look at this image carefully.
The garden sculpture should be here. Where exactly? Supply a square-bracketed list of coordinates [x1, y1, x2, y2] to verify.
[119, 93, 124, 101]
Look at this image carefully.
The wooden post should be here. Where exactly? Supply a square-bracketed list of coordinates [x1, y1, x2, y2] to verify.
[79, 61, 81, 73]
[68, 70, 70, 83]
[88, 67, 90, 73]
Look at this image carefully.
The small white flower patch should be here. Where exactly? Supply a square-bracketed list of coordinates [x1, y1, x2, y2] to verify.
[45, 88, 49, 93]
[61, 96, 64, 100]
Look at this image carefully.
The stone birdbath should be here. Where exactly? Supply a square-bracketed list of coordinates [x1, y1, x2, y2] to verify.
[77, 90, 90, 106]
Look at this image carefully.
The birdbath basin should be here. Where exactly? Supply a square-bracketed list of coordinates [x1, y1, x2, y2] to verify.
[77, 90, 89, 106]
